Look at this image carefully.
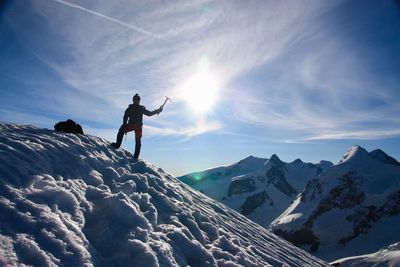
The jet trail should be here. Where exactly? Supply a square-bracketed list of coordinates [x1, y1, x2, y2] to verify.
[51, 0, 167, 41]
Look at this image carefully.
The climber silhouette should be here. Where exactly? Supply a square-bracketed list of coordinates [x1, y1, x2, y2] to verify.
[111, 93, 162, 159]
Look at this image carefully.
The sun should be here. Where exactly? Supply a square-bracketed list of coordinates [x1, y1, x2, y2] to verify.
[179, 68, 220, 114]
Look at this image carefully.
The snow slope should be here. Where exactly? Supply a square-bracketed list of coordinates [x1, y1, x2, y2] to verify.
[179, 155, 332, 227]
[330, 242, 400, 267]
[0, 123, 329, 266]
[270, 146, 400, 262]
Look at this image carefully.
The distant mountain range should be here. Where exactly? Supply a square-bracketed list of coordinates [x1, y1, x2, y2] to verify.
[179, 146, 400, 262]
[179, 155, 333, 227]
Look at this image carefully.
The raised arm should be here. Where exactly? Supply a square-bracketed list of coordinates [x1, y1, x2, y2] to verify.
[143, 106, 162, 116]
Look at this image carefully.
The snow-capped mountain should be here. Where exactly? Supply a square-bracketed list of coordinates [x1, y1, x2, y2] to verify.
[0, 123, 329, 266]
[269, 145, 400, 262]
[179, 155, 332, 227]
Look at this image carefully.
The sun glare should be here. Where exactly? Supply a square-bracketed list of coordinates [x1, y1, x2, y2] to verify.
[178, 57, 220, 114]
[181, 71, 219, 114]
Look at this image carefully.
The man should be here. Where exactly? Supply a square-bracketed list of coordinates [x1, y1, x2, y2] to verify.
[111, 93, 162, 159]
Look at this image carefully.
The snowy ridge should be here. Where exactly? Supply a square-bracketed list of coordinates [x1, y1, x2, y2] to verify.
[0, 123, 329, 266]
[179, 154, 331, 227]
[331, 242, 400, 267]
[270, 145, 400, 262]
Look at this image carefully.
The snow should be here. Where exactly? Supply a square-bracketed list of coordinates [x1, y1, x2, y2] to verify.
[270, 144, 400, 262]
[317, 161, 333, 172]
[312, 208, 354, 244]
[338, 145, 370, 165]
[370, 149, 400, 167]
[269, 196, 312, 232]
[331, 242, 400, 267]
[318, 215, 400, 261]
[0, 123, 329, 266]
[179, 153, 327, 228]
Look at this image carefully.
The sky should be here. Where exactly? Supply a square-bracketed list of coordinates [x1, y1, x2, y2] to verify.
[1, 0, 400, 176]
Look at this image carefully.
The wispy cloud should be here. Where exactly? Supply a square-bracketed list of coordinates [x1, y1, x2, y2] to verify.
[5, 0, 399, 143]
[50, 0, 168, 41]
[230, 7, 400, 141]
[0, 108, 56, 128]
[144, 120, 223, 139]
[18, 0, 338, 100]
[235, 90, 400, 141]
[305, 129, 400, 141]
[19, 0, 328, 139]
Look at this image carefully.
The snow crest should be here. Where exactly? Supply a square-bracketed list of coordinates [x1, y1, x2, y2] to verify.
[0, 123, 328, 266]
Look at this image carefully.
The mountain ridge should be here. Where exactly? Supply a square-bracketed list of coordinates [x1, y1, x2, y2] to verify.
[179, 153, 332, 227]
[270, 145, 400, 261]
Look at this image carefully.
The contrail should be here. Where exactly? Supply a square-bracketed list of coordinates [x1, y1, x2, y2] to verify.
[51, 0, 167, 41]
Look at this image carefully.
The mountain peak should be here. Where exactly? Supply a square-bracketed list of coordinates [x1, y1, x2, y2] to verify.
[317, 160, 333, 170]
[237, 155, 266, 167]
[339, 145, 369, 164]
[319, 160, 333, 165]
[267, 154, 285, 167]
[242, 155, 256, 161]
[292, 158, 303, 164]
[270, 154, 280, 160]
[370, 149, 400, 166]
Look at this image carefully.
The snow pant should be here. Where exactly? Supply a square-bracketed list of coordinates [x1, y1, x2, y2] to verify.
[115, 124, 143, 159]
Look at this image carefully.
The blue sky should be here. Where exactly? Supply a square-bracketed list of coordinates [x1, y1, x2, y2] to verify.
[1, 0, 399, 176]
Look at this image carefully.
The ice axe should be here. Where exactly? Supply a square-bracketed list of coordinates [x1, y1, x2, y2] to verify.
[159, 96, 171, 114]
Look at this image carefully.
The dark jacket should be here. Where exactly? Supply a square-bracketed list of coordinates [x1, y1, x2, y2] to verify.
[123, 104, 159, 125]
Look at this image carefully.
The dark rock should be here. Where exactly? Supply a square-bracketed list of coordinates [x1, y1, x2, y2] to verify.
[380, 190, 400, 216]
[300, 179, 322, 202]
[241, 191, 273, 215]
[228, 178, 255, 196]
[341, 205, 380, 245]
[292, 159, 303, 164]
[340, 190, 400, 245]
[268, 154, 285, 168]
[273, 228, 320, 252]
[266, 166, 296, 196]
[306, 172, 364, 228]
